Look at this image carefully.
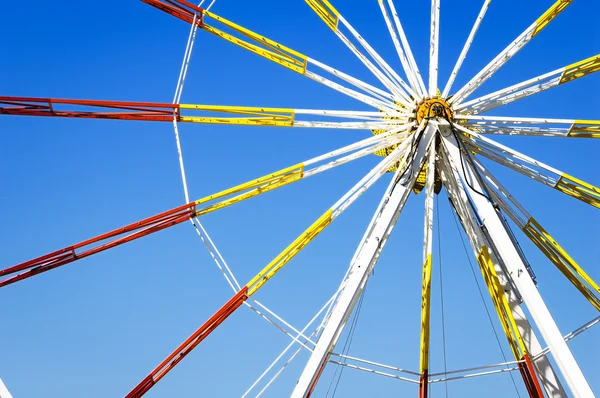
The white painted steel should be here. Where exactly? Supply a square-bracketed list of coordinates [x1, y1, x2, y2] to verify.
[306, 70, 398, 111]
[0, 379, 12, 398]
[456, 67, 563, 113]
[330, 353, 421, 376]
[535, 315, 600, 360]
[378, 0, 423, 99]
[386, 0, 428, 96]
[437, 137, 567, 398]
[338, 15, 419, 101]
[291, 122, 437, 397]
[243, 292, 339, 397]
[429, 367, 520, 383]
[442, 0, 491, 97]
[450, 18, 540, 105]
[471, 125, 571, 138]
[429, 0, 440, 97]
[423, 144, 436, 265]
[457, 114, 576, 125]
[327, 360, 420, 384]
[331, 18, 413, 106]
[441, 133, 592, 397]
[308, 57, 398, 103]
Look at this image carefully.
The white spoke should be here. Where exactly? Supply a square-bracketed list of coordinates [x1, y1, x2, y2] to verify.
[440, 132, 592, 396]
[438, 133, 568, 397]
[457, 114, 600, 140]
[442, 0, 491, 97]
[305, 70, 398, 111]
[470, 159, 600, 311]
[429, 0, 440, 96]
[306, 0, 414, 106]
[456, 54, 600, 114]
[337, 14, 419, 102]
[386, 0, 428, 96]
[377, 0, 424, 99]
[449, 0, 574, 105]
[454, 123, 600, 209]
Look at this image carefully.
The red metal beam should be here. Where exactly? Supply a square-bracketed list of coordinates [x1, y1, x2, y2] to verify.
[0, 202, 196, 288]
[518, 354, 545, 398]
[141, 0, 205, 27]
[0, 96, 180, 122]
[418, 370, 428, 398]
[125, 287, 249, 398]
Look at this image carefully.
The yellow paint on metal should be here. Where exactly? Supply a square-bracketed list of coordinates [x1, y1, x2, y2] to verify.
[415, 98, 453, 125]
[305, 0, 340, 31]
[567, 120, 600, 138]
[419, 254, 433, 373]
[194, 164, 304, 216]
[560, 55, 600, 84]
[371, 104, 408, 172]
[477, 247, 528, 359]
[247, 210, 334, 295]
[523, 218, 600, 311]
[555, 173, 600, 208]
[201, 11, 308, 74]
[413, 162, 442, 195]
[531, 0, 573, 38]
[179, 104, 295, 127]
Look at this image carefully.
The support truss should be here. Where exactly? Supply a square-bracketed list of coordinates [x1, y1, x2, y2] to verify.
[437, 132, 567, 398]
[440, 128, 592, 396]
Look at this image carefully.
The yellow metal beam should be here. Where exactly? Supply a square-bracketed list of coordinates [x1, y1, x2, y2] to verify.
[180, 104, 295, 127]
[531, 0, 573, 38]
[560, 55, 600, 84]
[247, 209, 333, 295]
[567, 120, 600, 138]
[523, 218, 600, 311]
[194, 164, 305, 216]
[419, 254, 433, 374]
[201, 10, 308, 74]
[555, 173, 600, 209]
[305, 0, 340, 31]
[477, 247, 528, 360]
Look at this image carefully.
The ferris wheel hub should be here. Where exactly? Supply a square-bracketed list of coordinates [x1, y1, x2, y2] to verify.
[415, 97, 453, 124]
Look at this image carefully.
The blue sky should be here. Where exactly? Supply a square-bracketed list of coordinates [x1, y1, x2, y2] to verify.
[0, 0, 598, 397]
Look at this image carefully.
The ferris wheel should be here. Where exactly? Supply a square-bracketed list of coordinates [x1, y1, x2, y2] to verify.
[0, 0, 599, 396]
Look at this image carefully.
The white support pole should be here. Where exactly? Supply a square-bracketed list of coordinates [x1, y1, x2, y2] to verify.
[440, 130, 594, 397]
[437, 142, 568, 398]
[429, 0, 440, 97]
[291, 123, 438, 397]
[0, 378, 13, 398]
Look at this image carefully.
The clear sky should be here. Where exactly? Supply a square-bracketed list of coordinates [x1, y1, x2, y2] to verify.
[0, 0, 598, 397]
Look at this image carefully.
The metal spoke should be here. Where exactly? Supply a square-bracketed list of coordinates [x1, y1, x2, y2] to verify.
[449, 0, 574, 106]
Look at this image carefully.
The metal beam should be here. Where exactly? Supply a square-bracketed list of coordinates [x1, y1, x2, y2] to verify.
[291, 122, 438, 397]
[440, 129, 592, 397]
[437, 141, 567, 397]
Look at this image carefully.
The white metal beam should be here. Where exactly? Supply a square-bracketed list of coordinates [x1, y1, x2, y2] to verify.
[440, 130, 593, 397]
[291, 122, 438, 397]
[429, 0, 440, 97]
[386, 0, 428, 96]
[442, 0, 491, 98]
[0, 378, 12, 398]
[437, 141, 568, 397]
